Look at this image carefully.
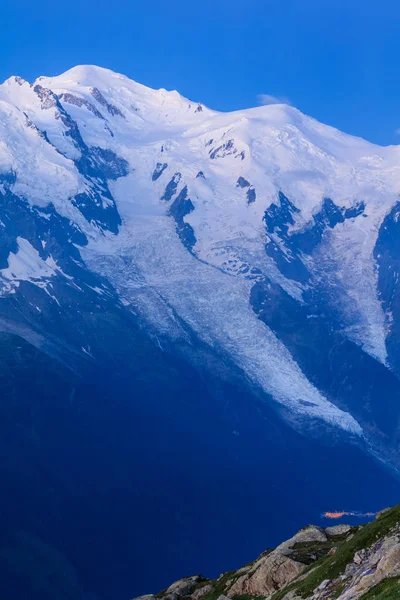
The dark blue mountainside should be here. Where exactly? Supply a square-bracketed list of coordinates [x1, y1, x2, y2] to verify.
[0, 66, 399, 599]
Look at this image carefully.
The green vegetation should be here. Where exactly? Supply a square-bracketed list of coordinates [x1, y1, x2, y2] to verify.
[201, 571, 242, 600]
[155, 507, 400, 600]
[200, 554, 264, 600]
[290, 538, 342, 565]
[155, 576, 209, 598]
[359, 577, 400, 599]
[231, 595, 265, 600]
[273, 505, 400, 599]
[191, 579, 212, 592]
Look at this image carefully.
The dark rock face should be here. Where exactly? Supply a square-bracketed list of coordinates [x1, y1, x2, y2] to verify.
[375, 201, 400, 376]
[169, 186, 196, 251]
[264, 191, 300, 236]
[209, 139, 240, 159]
[33, 84, 60, 109]
[237, 176, 250, 188]
[263, 193, 366, 283]
[264, 193, 365, 251]
[90, 87, 125, 118]
[23, 88, 128, 234]
[0, 186, 88, 272]
[51, 101, 128, 233]
[236, 177, 256, 203]
[263, 192, 309, 282]
[88, 147, 129, 180]
[290, 198, 365, 256]
[250, 277, 400, 449]
[23, 112, 51, 141]
[247, 187, 256, 204]
[59, 92, 105, 119]
[1, 79, 400, 600]
[247, 190, 400, 460]
[152, 162, 168, 181]
[161, 172, 182, 201]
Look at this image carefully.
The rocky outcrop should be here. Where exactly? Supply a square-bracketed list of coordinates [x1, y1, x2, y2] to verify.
[165, 575, 207, 597]
[226, 552, 304, 596]
[226, 526, 328, 596]
[135, 505, 400, 600]
[304, 535, 400, 600]
[325, 524, 352, 536]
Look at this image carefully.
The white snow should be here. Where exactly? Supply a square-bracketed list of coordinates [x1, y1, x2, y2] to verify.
[83, 206, 363, 436]
[1, 65, 400, 435]
[1, 237, 63, 292]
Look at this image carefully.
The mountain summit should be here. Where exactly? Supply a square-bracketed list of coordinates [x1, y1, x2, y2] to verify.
[0, 67, 400, 598]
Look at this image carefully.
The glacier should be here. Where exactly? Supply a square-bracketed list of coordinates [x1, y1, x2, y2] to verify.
[1, 65, 400, 435]
[1, 64, 400, 598]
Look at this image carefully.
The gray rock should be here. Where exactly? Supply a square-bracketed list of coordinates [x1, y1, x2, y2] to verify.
[325, 524, 351, 537]
[166, 575, 204, 596]
[278, 525, 327, 550]
[353, 549, 367, 565]
[226, 552, 305, 596]
[317, 579, 330, 590]
[191, 584, 213, 599]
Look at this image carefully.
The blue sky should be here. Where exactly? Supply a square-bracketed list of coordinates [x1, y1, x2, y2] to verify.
[2, 0, 400, 145]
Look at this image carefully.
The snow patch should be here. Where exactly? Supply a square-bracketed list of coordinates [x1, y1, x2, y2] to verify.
[0, 237, 65, 293]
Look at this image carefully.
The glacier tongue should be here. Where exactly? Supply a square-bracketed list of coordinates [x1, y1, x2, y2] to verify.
[36, 65, 400, 368]
[83, 202, 362, 436]
[2, 65, 400, 438]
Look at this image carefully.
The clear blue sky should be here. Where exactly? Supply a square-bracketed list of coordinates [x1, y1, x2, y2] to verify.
[2, 0, 400, 145]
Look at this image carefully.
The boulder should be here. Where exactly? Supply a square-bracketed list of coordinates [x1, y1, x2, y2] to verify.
[226, 552, 305, 596]
[325, 524, 351, 537]
[376, 542, 400, 577]
[191, 584, 213, 599]
[278, 525, 327, 550]
[353, 549, 367, 565]
[166, 575, 205, 596]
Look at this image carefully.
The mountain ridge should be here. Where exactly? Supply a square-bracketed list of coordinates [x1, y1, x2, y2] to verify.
[1, 65, 400, 598]
[1, 65, 399, 436]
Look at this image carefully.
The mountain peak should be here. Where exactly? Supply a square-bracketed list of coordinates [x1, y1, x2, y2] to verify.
[34, 64, 143, 98]
[35, 64, 188, 104]
[2, 57, 400, 600]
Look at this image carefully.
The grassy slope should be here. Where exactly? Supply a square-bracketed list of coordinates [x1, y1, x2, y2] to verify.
[155, 505, 400, 600]
[272, 505, 400, 599]
[359, 577, 400, 599]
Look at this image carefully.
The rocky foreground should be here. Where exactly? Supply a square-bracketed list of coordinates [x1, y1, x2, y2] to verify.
[134, 505, 400, 600]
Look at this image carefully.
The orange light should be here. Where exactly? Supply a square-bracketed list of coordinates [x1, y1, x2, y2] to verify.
[322, 511, 376, 519]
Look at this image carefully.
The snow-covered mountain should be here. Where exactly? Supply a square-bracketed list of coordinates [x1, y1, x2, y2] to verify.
[1, 66, 400, 599]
